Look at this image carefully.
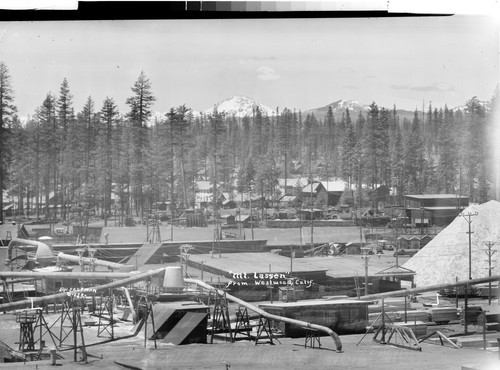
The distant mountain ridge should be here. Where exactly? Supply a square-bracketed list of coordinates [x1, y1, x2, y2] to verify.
[304, 99, 369, 121]
[203, 96, 275, 117]
[152, 96, 469, 123]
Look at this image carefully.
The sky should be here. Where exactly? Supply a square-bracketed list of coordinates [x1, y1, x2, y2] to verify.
[0, 13, 498, 120]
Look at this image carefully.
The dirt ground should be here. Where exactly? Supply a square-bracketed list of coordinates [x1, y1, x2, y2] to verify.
[0, 310, 498, 370]
[1, 221, 368, 246]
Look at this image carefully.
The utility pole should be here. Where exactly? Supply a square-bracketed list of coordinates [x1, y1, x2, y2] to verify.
[249, 187, 254, 240]
[461, 212, 478, 280]
[358, 210, 364, 248]
[420, 206, 424, 235]
[310, 175, 314, 250]
[299, 203, 303, 252]
[394, 218, 400, 267]
[483, 241, 497, 306]
[362, 252, 370, 296]
[460, 211, 478, 334]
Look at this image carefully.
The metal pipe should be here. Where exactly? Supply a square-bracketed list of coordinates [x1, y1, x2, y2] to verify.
[0, 271, 138, 280]
[7, 238, 56, 266]
[57, 252, 135, 272]
[185, 278, 343, 352]
[0, 267, 167, 312]
[123, 287, 137, 322]
[360, 274, 500, 301]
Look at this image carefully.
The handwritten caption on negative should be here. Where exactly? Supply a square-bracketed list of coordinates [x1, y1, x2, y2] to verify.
[59, 287, 97, 299]
[227, 271, 313, 288]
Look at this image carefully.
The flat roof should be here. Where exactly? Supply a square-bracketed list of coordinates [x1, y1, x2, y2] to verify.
[189, 252, 326, 274]
[423, 206, 465, 211]
[156, 301, 208, 310]
[406, 194, 468, 200]
[259, 299, 371, 309]
[188, 252, 408, 278]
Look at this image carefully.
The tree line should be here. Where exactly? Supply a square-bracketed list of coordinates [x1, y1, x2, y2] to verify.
[0, 61, 497, 224]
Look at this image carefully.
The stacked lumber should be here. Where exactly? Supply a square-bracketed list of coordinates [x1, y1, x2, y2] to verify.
[460, 306, 483, 325]
[430, 307, 458, 324]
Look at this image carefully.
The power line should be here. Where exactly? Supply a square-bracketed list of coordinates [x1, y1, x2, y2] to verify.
[483, 241, 497, 305]
[460, 211, 478, 280]
[459, 211, 477, 335]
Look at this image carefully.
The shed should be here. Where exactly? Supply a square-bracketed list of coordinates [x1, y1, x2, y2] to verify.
[235, 214, 256, 228]
[405, 194, 469, 227]
[222, 199, 236, 209]
[368, 185, 391, 209]
[279, 195, 297, 208]
[345, 242, 362, 255]
[220, 214, 236, 225]
[259, 299, 371, 336]
[302, 182, 325, 197]
[321, 180, 345, 207]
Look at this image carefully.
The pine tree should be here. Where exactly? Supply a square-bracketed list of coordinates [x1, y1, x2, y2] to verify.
[489, 87, 500, 200]
[98, 97, 119, 224]
[207, 107, 226, 220]
[278, 108, 292, 194]
[436, 106, 457, 193]
[323, 106, 336, 179]
[8, 117, 28, 219]
[363, 102, 380, 188]
[252, 106, 264, 156]
[0, 62, 16, 224]
[36, 93, 59, 217]
[341, 116, 357, 189]
[402, 111, 425, 193]
[25, 118, 42, 218]
[126, 71, 156, 215]
[169, 105, 192, 210]
[463, 97, 487, 202]
[56, 78, 75, 219]
[389, 109, 404, 202]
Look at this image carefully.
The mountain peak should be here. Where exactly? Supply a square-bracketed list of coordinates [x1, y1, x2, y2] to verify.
[328, 99, 369, 111]
[204, 96, 274, 117]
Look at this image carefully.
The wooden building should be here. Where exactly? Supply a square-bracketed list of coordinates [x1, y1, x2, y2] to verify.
[320, 180, 345, 207]
[220, 214, 236, 226]
[259, 299, 371, 336]
[405, 194, 469, 226]
[235, 214, 257, 228]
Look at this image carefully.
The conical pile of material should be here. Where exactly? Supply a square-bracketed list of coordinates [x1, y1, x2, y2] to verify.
[403, 200, 500, 287]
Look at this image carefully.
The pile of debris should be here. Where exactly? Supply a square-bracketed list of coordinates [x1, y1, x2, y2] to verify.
[404, 200, 500, 287]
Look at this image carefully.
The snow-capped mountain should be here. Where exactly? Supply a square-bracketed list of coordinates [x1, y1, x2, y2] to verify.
[328, 99, 370, 112]
[203, 96, 275, 117]
[304, 99, 370, 121]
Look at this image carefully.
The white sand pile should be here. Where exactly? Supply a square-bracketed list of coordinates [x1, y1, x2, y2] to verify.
[403, 200, 500, 287]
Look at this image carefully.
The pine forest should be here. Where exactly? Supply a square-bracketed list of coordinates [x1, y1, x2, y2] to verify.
[0, 63, 498, 224]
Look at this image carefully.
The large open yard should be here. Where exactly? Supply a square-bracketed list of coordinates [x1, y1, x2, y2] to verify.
[101, 224, 367, 245]
[1, 221, 373, 246]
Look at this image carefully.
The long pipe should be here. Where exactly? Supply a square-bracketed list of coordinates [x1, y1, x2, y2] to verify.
[7, 238, 52, 256]
[185, 278, 343, 352]
[360, 274, 500, 301]
[122, 287, 137, 322]
[0, 267, 167, 312]
[57, 252, 135, 272]
[0, 271, 138, 280]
